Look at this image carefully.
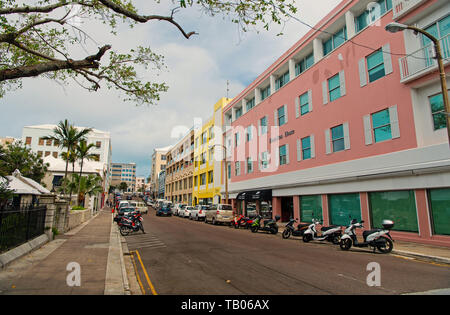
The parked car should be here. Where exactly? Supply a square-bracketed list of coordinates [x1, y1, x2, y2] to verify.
[205, 204, 234, 225]
[156, 202, 173, 216]
[117, 200, 130, 210]
[182, 206, 195, 218]
[173, 203, 187, 216]
[190, 204, 209, 221]
[130, 201, 148, 214]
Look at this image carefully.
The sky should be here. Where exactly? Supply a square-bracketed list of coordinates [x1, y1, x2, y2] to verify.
[0, 0, 342, 179]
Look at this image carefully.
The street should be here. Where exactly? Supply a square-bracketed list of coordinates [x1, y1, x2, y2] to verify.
[123, 207, 450, 295]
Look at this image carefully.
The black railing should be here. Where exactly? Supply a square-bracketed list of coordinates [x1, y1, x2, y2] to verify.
[0, 204, 47, 253]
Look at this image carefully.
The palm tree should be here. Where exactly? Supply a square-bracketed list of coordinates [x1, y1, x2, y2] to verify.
[75, 140, 98, 206]
[71, 174, 103, 207]
[44, 120, 92, 195]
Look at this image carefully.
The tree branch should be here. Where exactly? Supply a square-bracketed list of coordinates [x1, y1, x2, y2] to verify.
[0, 45, 111, 81]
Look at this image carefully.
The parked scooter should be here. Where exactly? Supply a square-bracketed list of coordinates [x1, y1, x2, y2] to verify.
[282, 218, 310, 239]
[250, 215, 280, 234]
[231, 214, 253, 229]
[119, 212, 145, 236]
[302, 219, 342, 244]
[339, 219, 394, 253]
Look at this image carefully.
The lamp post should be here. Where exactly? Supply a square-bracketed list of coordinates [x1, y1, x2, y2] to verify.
[385, 22, 450, 147]
[209, 143, 229, 205]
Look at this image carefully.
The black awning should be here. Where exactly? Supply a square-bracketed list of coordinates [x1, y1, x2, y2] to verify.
[236, 189, 272, 201]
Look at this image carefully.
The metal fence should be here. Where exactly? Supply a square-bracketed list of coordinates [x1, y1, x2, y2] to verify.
[0, 204, 47, 254]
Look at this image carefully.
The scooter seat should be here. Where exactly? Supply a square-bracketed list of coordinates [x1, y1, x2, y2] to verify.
[363, 229, 383, 240]
[321, 225, 339, 232]
[298, 223, 309, 228]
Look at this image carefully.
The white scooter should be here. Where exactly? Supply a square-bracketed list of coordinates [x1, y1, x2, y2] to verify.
[302, 218, 342, 244]
[339, 219, 394, 253]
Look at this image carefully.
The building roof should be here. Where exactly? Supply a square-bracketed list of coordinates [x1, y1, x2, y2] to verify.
[1, 169, 50, 195]
[23, 124, 110, 136]
[154, 145, 173, 153]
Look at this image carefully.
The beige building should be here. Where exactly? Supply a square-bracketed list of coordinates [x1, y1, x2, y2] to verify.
[135, 177, 145, 192]
[164, 128, 195, 205]
[150, 145, 172, 198]
[0, 137, 17, 147]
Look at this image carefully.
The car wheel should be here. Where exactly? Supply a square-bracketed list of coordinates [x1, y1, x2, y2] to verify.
[212, 218, 216, 225]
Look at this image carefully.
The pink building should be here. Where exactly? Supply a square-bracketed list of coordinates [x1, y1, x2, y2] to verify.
[221, 0, 450, 246]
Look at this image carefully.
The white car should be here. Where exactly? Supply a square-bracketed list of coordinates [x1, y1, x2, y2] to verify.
[182, 206, 195, 218]
[117, 200, 130, 210]
[130, 201, 148, 214]
[190, 204, 209, 221]
[173, 203, 187, 216]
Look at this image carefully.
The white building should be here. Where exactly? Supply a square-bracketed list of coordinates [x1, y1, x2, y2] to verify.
[21, 124, 112, 190]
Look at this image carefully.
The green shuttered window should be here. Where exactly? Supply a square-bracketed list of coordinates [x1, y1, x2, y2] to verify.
[300, 195, 323, 223]
[328, 193, 361, 226]
[428, 188, 450, 235]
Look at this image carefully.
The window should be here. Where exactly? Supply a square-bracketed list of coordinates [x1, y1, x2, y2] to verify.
[277, 106, 286, 126]
[275, 71, 290, 90]
[235, 132, 240, 147]
[261, 85, 270, 101]
[37, 151, 43, 157]
[428, 188, 450, 235]
[328, 193, 361, 226]
[260, 151, 269, 170]
[260, 116, 268, 135]
[235, 107, 242, 119]
[369, 190, 418, 232]
[247, 157, 253, 173]
[227, 163, 231, 179]
[52, 152, 58, 158]
[200, 173, 206, 185]
[208, 170, 213, 184]
[201, 152, 206, 165]
[366, 49, 385, 82]
[301, 136, 311, 160]
[38, 138, 44, 146]
[25, 137, 32, 145]
[246, 97, 255, 112]
[323, 27, 347, 56]
[46, 139, 52, 146]
[202, 132, 207, 144]
[246, 125, 253, 142]
[45, 151, 51, 157]
[194, 176, 198, 186]
[299, 92, 309, 115]
[429, 93, 447, 130]
[235, 161, 240, 176]
[328, 74, 341, 102]
[295, 53, 314, 76]
[372, 109, 392, 142]
[96, 141, 101, 148]
[355, 0, 393, 33]
[279, 144, 287, 165]
[331, 125, 345, 152]
[300, 195, 322, 223]
[209, 126, 214, 140]
[423, 15, 450, 65]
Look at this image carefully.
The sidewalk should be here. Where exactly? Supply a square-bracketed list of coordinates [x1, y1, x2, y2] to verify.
[0, 208, 128, 295]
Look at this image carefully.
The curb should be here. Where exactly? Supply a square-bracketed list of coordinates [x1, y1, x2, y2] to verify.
[0, 234, 49, 270]
[392, 249, 450, 265]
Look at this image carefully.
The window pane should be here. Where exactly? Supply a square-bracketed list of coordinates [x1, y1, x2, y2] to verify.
[429, 93, 446, 130]
[429, 188, 450, 235]
[323, 38, 333, 55]
[368, 63, 386, 82]
[331, 125, 343, 140]
[332, 138, 345, 152]
[367, 50, 385, 82]
[372, 109, 390, 128]
[333, 27, 346, 48]
[369, 191, 418, 232]
[301, 136, 310, 149]
[328, 74, 340, 90]
[374, 125, 392, 142]
[300, 195, 323, 223]
[329, 193, 361, 226]
[305, 53, 314, 69]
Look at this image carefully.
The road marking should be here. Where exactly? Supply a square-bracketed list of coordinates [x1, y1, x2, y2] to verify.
[130, 251, 146, 295]
[134, 250, 158, 295]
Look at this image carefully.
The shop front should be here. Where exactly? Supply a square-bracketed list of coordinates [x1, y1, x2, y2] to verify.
[235, 189, 272, 218]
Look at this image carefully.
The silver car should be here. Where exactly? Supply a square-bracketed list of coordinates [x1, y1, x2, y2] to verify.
[205, 204, 233, 225]
[190, 204, 209, 221]
[182, 206, 195, 218]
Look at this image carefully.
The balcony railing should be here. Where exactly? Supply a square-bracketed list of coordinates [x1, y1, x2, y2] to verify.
[399, 34, 449, 82]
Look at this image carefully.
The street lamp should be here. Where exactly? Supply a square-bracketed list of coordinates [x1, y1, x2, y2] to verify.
[209, 143, 229, 205]
[385, 22, 450, 147]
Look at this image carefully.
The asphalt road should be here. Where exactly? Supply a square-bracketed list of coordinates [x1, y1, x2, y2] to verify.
[123, 207, 450, 295]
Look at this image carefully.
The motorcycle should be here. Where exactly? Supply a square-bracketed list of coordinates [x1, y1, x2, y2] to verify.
[250, 215, 280, 234]
[339, 219, 394, 253]
[302, 218, 342, 244]
[231, 214, 253, 229]
[119, 212, 145, 236]
[282, 218, 310, 239]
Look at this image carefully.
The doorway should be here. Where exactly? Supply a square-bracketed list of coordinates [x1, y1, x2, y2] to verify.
[281, 197, 294, 222]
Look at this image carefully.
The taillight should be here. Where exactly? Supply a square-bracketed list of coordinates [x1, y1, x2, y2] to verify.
[217, 211, 220, 215]
[199, 210, 202, 214]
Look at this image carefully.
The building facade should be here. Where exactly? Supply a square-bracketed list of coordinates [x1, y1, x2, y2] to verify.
[22, 124, 112, 191]
[150, 146, 171, 198]
[222, 0, 450, 246]
[193, 97, 232, 205]
[165, 128, 195, 205]
[111, 162, 136, 192]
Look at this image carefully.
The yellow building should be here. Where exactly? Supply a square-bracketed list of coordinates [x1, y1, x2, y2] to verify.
[192, 97, 232, 205]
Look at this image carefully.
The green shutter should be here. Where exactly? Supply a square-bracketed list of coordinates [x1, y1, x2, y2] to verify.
[300, 195, 323, 223]
[429, 188, 450, 235]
